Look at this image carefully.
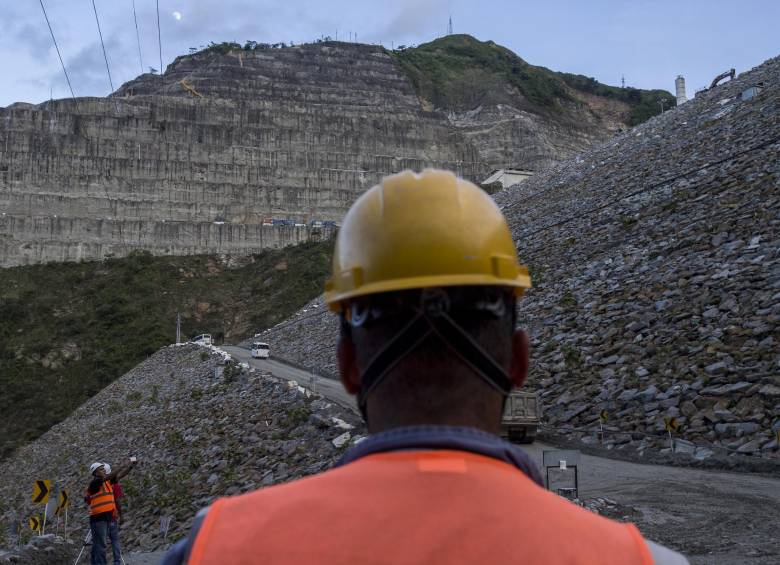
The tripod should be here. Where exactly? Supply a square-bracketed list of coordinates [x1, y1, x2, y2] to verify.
[73, 530, 91, 565]
[73, 528, 126, 564]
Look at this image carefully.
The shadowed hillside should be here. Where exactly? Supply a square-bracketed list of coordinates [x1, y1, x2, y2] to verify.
[0, 241, 332, 458]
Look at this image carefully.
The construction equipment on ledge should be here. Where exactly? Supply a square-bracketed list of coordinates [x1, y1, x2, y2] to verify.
[709, 68, 736, 89]
[179, 79, 203, 97]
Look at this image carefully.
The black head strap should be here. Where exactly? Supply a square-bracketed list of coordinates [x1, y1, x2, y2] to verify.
[424, 311, 513, 395]
[357, 312, 432, 410]
[356, 289, 513, 413]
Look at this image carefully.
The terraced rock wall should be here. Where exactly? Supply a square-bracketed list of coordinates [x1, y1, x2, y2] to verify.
[0, 44, 480, 266]
[0, 41, 626, 267]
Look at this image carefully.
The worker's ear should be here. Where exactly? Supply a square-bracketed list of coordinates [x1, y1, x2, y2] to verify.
[337, 335, 361, 395]
[509, 329, 529, 389]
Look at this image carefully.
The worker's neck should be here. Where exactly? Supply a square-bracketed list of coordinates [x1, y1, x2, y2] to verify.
[367, 412, 502, 436]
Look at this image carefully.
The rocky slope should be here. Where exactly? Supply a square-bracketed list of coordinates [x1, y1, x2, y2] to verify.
[0, 345, 364, 552]
[263, 55, 780, 460]
[0, 36, 669, 267]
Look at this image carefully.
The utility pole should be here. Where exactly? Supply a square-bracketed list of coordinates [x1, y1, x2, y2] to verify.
[658, 98, 666, 113]
[448, 16, 453, 36]
[621, 75, 625, 89]
[176, 312, 181, 344]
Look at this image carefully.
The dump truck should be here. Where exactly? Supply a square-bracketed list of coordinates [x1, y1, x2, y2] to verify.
[501, 391, 541, 443]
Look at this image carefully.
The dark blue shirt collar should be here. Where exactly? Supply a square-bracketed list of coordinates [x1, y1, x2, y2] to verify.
[337, 425, 544, 487]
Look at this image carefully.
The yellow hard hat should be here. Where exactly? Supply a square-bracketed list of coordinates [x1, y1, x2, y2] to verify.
[325, 169, 531, 312]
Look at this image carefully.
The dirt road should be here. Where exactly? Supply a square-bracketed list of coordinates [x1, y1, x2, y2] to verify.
[225, 346, 780, 564]
[223, 346, 357, 411]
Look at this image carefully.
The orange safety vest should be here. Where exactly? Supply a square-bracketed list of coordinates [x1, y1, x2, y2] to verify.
[86, 480, 116, 516]
[189, 450, 652, 565]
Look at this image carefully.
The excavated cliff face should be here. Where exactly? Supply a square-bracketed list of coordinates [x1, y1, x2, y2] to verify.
[440, 75, 631, 172]
[0, 42, 621, 267]
[0, 43, 479, 267]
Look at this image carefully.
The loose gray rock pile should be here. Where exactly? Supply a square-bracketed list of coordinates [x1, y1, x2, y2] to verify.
[0, 345, 363, 553]
[266, 55, 780, 460]
[0, 534, 78, 565]
[495, 55, 779, 458]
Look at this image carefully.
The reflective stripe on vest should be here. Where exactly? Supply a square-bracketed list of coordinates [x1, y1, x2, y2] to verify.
[189, 450, 653, 565]
[86, 481, 116, 516]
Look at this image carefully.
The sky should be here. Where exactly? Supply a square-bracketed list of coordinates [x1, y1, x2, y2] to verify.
[1, 0, 778, 107]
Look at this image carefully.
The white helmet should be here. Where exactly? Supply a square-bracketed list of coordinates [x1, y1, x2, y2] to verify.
[103, 463, 112, 475]
[89, 462, 105, 475]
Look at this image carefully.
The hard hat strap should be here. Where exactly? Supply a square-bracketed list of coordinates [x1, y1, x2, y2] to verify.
[358, 312, 433, 410]
[424, 311, 513, 396]
[357, 297, 514, 413]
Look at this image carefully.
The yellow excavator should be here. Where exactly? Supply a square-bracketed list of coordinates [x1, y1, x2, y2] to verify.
[709, 68, 736, 89]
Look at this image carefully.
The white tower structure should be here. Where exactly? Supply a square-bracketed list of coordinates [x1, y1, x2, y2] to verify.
[675, 75, 687, 105]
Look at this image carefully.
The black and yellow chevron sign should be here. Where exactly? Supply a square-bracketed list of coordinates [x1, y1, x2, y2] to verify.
[664, 417, 679, 432]
[54, 489, 69, 516]
[29, 516, 41, 532]
[599, 410, 609, 421]
[31, 480, 51, 504]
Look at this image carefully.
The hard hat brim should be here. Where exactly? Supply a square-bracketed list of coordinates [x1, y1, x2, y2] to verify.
[326, 271, 531, 312]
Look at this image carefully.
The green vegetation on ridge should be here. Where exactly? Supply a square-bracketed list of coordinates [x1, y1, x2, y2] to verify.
[170, 34, 674, 127]
[0, 242, 332, 459]
[392, 35, 570, 109]
[556, 72, 677, 126]
[390, 34, 675, 125]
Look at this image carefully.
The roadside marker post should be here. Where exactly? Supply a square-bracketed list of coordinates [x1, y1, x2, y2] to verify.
[160, 515, 173, 541]
[54, 489, 70, 539]
[664, 417, 679, 450]
[31, 480, 51, 535]
[599, 410, 608, 443]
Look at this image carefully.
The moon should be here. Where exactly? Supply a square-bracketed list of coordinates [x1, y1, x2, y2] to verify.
[172, 11, 182, 20]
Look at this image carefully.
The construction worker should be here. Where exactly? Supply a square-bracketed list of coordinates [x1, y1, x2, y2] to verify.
[85, 459, 136, 565]
[164, 170, 687, 564]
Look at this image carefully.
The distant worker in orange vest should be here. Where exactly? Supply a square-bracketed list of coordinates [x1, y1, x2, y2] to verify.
[85, 459, 137, 565]
[164, 170, 687, 564]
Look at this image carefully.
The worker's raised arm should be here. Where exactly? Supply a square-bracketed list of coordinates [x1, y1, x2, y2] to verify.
[110, 457, 137, 481]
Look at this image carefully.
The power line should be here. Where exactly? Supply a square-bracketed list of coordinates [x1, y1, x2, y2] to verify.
[37, 0, 76, 100]
[90, 0, 115, 93]
[132, 0, 143, 75]
[156, 0, 163, 90]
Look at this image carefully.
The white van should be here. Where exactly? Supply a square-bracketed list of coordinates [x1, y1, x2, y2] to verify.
[251, 341, 270, 359]
[192, 334, 213, 346]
